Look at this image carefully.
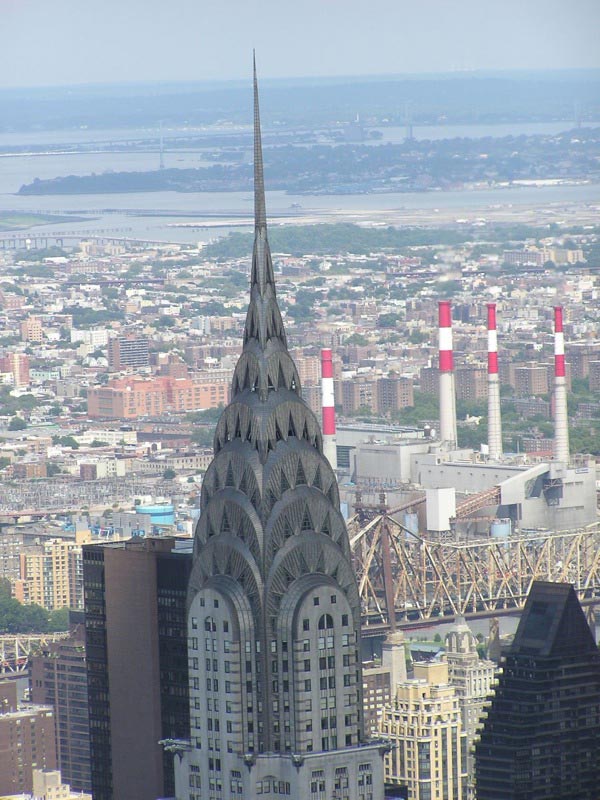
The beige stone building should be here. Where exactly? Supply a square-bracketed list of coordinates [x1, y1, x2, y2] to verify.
[379, 660, 468, 800]
[445, 618, 498, 794]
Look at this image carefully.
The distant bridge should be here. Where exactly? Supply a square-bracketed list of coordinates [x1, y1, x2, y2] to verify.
[0, 632, 71, 674]
[0, 230, 177, 250]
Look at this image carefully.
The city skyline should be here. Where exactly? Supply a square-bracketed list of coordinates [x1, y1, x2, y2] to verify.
[0, 0, 599, 88]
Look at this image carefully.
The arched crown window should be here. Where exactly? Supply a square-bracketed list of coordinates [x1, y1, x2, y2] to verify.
[318, 613, 334, 631]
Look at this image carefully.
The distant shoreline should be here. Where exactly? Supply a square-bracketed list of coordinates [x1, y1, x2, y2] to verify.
[17, 176, 598, 199]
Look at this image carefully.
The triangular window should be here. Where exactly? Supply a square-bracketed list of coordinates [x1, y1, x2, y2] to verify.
[278, 363, 286, 388]
[301, 507, 312, 531]
[221, 509, 231, 533]
[288, 414, 297, 438]
[226, 462, 235, 488]
[296, 459, 307, 486]
[313, 465, 322, 490]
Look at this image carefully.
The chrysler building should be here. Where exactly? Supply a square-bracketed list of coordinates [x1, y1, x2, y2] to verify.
[174, 59, 386, 800]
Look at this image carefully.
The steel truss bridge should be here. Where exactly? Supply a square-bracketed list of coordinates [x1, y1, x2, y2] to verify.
[348, 495, 600, 629]
[0, 632, 70, 674]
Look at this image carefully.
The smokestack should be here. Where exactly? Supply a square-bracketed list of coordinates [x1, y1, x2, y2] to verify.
[321, 348, 337, 470]
[553, 306, 570, 464]
[487, 303, 503, 460]
[438, 301, 457, 447]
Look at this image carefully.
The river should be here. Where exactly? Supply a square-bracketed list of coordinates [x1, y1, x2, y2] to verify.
[0, 120, 598, 245]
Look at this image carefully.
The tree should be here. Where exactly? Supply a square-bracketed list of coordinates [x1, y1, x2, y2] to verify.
[378, 313, 400, 329]
[163, 468, 176, 480]
[52, 435, 79, 449]
[345, 333, 369, 346]
[48, 607, 70, 632]
[8, 416, 27, 431]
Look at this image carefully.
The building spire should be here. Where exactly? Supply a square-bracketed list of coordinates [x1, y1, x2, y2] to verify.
[253, 51, 267, 230]
[249, 54, 275, 299]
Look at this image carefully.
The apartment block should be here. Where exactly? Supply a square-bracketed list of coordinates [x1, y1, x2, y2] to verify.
[107, 335, 149, 371]
[455, 365, 487, 402]
[16, 539, 83, 610]
[0, 352, 30, 386]
[377, 376, 414, 414]
[0, 680, 57, 796]
[20, 316, 44, 343]
[87, 375, 229, 419]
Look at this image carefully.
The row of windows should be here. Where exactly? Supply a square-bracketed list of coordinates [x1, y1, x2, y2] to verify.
[256, 779, 291, 795]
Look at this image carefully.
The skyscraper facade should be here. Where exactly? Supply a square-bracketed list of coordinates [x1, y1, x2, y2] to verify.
[173, 62, 386, 800]
[475, 581, 600, 799]
[84, 537, 192, 800]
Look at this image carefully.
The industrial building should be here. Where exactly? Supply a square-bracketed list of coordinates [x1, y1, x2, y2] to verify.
[337, 302, 597, 536]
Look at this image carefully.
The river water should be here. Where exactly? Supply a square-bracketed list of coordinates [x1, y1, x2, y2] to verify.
[0, 120, 598, 245]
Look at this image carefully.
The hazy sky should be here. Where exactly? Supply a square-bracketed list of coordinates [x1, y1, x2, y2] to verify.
[1, 0, 599, 88]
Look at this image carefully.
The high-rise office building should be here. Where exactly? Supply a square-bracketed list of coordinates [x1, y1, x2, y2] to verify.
[173, 62, 386, 800]
[30, 623, 91, 794]
[475, 581, 600, 799]
[83, 537, 192, 800]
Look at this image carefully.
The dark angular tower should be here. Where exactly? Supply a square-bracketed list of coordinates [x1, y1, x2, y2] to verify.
[174, 59, 385, 800]
[475, 581, 600, 799]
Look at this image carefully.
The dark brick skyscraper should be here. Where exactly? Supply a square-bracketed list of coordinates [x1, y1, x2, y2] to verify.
[84, 537, 191, 800]
[475, 581, 600, 799]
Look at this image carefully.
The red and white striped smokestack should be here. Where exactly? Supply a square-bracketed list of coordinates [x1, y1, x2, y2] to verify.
[553, 307, 570, 464]
[487, 303, 503, 460]
[438, 301, 457, 447]
[321, 348, 337, 470]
